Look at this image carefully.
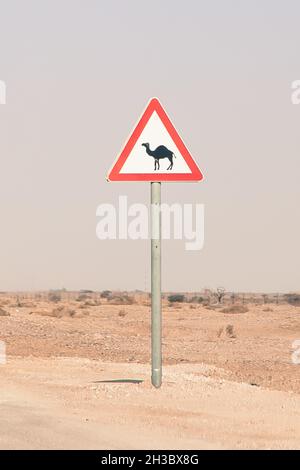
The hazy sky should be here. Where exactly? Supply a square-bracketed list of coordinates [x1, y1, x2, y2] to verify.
[0, 0, 299, 292]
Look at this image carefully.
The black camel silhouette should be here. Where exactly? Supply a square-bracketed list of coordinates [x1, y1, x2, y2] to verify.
[141, 143, 176, 171]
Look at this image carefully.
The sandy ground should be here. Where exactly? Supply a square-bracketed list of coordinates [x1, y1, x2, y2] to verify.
[0, 357, 300, 450]
[0, 298, 300, 449]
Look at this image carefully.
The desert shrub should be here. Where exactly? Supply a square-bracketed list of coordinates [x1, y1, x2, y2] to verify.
[206, 303, 224, 310]
[262, 294, 269, 304]
[0, 308, 10, 316]
[30, 309, 52, 317]
[76, 294, 89, 302]
[189, 296, 204, 304]
[84, 300, 101, 307]
[32, 306, 78, 318]
[118, 309, 127, 317]
[285, 294, 300, 306]
[101, 290, 112, 299]
[48, 291, 61, 303]
[225, 324, 236, 338]
[108, 295, 134, 305]
[52, 306, 76, 318]
[217, 324, 236, 338]
[217, 327, 223, 338]
[17, 301, 36, 308]
[168, 303, 183, 309]
[221, 305, 248, 314]
[78, 304, 88, 309]
[168, 294, 186, 303]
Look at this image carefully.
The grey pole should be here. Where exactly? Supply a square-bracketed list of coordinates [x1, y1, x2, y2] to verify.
[151, 182, 162, 388]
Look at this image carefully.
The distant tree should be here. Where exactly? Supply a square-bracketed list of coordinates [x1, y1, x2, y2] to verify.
[214, 287, 226, 304]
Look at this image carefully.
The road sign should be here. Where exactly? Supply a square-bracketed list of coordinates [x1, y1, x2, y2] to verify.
[107, 98, 204, 182]
[106, 98, 204, 388]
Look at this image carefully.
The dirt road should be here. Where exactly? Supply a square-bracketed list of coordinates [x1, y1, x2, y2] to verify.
[0, 357, 300, 450]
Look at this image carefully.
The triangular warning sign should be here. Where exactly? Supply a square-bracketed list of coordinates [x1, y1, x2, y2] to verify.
[107, 98, 204, 182]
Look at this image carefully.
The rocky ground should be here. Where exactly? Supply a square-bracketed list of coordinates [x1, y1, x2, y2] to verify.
[0, 296, 299, 449]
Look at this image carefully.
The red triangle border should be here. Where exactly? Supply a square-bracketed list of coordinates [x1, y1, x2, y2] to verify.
[107, 98, 204, 182]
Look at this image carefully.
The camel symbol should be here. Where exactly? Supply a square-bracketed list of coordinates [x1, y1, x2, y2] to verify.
[142, 143, 176, 171]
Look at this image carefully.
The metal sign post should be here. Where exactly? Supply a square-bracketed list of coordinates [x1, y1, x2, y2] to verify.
[151, 182, 162, 388]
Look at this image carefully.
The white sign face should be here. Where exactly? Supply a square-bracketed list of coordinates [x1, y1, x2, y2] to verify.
[107, 98, 204, 182]
[120, 111, 192, 174]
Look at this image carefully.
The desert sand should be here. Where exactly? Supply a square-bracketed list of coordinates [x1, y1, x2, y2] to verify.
[0, 295, 299, 449]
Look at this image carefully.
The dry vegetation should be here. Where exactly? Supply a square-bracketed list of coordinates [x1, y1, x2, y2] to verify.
[1, 289, 300, 449]
[0, 289, 300, 394]
[0, 307, 10, 317]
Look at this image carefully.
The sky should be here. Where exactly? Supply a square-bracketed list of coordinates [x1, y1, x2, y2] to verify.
[0, 0, 299, 293]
